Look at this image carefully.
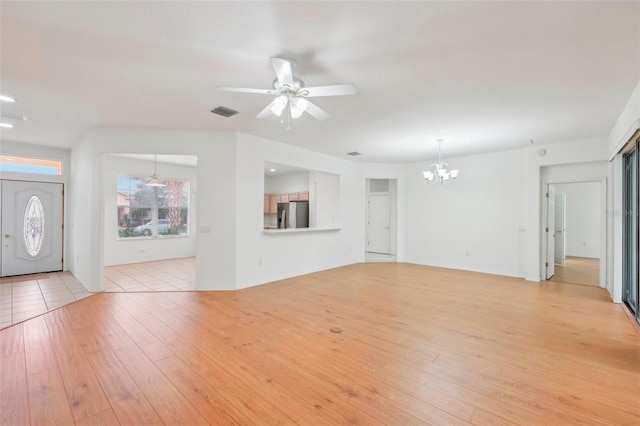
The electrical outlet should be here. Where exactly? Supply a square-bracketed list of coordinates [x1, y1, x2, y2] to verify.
[258, 258, 263, 266]
[465, 251, 470, 256]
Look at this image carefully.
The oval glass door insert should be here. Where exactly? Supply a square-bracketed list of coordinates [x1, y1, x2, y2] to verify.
[24, 195, 45, 257]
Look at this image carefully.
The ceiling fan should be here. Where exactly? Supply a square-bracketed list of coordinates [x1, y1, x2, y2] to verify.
[217, 57, 356, 121]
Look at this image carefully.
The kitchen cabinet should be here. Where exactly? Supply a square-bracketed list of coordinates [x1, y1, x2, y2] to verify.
[264, 192, 310, 214]
[269, 194, 278, 213]
[264, 194, 278, 214]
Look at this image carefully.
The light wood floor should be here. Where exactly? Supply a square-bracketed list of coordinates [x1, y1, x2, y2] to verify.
[550, 256, 599, 287]
[1, 263, 638, 425]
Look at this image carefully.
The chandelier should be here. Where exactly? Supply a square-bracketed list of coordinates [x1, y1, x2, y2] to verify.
[423, 139, 458, 185]
[145, 154, 166, 187]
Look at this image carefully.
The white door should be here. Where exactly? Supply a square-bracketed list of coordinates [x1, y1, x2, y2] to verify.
[1, 180, 63, 277]
[367, 195, 390, 254]
[546, 185, 556, 279]
[554, 191, 566, 265]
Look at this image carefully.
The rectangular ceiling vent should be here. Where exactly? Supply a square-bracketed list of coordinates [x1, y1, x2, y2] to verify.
[211, 106, 239, 117]
[347, 151, 363, 156]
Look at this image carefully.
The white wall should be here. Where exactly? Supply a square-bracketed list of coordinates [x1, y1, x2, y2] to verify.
[102, 155, 197, 266]
[69, 137, 101, 291]
[554, 182, 601, 258]
[234, 133, 363, 289]
[69, 128, 365, 292]
[404, 148, 527, 277]
[70, 128, 237, 291]
[265, 172, 309, 193]
[609, 80, 640, 158]
[311, 170, 341, 229]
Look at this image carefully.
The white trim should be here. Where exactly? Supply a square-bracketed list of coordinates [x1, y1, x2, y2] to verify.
[609, 118, 640, 161]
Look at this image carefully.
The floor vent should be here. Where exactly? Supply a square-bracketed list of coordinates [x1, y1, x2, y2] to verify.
[211, 106, 239, 117]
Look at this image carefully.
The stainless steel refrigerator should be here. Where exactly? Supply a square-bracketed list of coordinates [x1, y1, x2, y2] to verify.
[277, 201, 309, 229]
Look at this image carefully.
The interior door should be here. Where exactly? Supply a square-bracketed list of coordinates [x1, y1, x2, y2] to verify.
[554, 190, 566, 265]
[1, 180, 63, 277]
[367, 195, 390, 254]
[546, 185, 556, 279]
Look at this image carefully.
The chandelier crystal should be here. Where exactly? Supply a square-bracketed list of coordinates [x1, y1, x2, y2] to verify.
[423, 139, 458, 185]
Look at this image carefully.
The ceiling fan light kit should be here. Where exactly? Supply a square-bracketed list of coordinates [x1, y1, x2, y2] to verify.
[218, 57, 356, 124]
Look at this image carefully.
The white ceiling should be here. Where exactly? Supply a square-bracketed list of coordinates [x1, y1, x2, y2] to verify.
[1, 1, 638, 163]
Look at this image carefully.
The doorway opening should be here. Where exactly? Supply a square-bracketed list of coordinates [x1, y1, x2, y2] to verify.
[102, 154, 198, 291]
[365, 178, 397, 263]
[543, 181, 603, 286]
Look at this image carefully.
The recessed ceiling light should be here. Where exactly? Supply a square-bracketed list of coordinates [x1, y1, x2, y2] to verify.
[0, 123, 14, 128]
[269, 168, 276, 172]
[0, 95, 16, 103]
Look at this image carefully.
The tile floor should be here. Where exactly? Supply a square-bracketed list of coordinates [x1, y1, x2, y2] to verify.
[1, 257, 196, 330]
[0, 271, 92, 329]
[103, 257, 195, 292]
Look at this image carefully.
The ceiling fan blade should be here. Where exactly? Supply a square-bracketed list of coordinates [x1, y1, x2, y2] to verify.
[256, 99, 277, 119]
[304, 100, 330, 121]
[217, 87, 277, 95]
[302, 84, 357, 97]
[271, 57, 294, 88]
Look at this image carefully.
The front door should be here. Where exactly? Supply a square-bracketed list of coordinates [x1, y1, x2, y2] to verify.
[1, 180, 63, 277]
[367, 195, 391, 254]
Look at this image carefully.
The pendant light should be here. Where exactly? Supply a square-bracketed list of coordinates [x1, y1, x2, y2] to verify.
[145, 154, 166, 187]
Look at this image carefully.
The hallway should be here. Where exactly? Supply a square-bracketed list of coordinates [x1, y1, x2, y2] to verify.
[550, 256, 599, 287]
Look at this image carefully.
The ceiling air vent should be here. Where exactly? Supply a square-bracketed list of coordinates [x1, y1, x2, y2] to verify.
[211, 106, 239, 117]
[347, 151, 363, 156]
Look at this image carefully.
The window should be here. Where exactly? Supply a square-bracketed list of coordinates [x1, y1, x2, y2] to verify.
[0, 154, 62, 175]
[117, 175, 189, 239]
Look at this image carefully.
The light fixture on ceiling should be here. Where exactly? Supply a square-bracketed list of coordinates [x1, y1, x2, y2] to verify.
[145, 154, 166, 187]
[0, 123, 14, 128]
[423, 139, 458, 185]
[0, 95, 16, 103]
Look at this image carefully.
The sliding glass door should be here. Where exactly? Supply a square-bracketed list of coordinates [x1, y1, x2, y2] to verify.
[623, 142, 639, 323]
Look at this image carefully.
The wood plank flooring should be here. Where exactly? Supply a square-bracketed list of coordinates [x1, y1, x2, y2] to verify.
[1, 263, 638, 425]
[550, 256, 599, 287]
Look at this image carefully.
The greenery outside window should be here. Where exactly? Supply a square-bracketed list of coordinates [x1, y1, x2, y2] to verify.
[117, 175, 189, 238]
